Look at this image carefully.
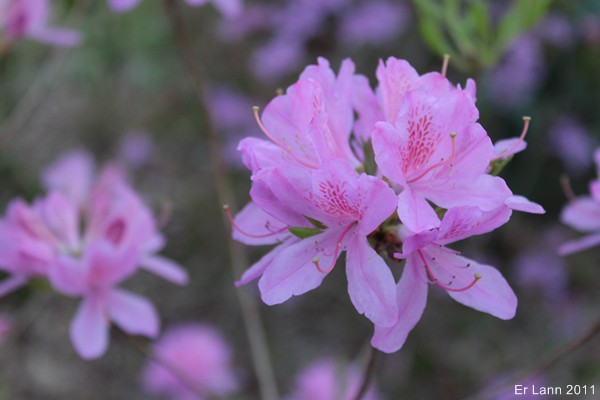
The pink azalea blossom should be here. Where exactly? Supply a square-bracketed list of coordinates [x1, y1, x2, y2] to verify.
[0, 0, 81, 47]
[235, 159, 398, 327]
[108, 0, 242, 18]
[560, 148, 600, 255]
[371, 57, 512, 232]
[372, 206, 518, 353]
[233, 57, 544, 352]
[240, 57, 360, 173]
[0, 150, 187, 358]
[288, 358, 381, 400]
[141, 323, 238, 400]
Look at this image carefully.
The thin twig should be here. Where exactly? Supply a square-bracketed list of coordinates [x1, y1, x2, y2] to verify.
[353, 346, 379, 400]
[162, 2, 279, 399]
[461, 318, 600, 400]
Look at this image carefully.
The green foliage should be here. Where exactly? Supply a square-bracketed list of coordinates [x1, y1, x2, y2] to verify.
[289, 226, 324, 239]
[412, 0, 552, 71]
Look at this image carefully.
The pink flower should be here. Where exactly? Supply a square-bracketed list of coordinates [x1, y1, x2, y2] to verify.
[288, 358, 381, 400]
[0, 150, 187, 358]
[141, 323, 238, 400]
[372, 206, 518, 353]
[0, 0, 81, 46]
[235, 159, 398, 327]
[50, 241, 159, 359]
[371, 57, 512, 232]
[232, 57, 544, 353]
[560, 148, 600, 255]
[240, 57, 361, 173]
[108, 0, 242, 18]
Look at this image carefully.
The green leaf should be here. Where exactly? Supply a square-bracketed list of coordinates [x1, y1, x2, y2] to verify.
[468, 0, 490, 44]
[362, 140, 377, 176]
[289, 227, 324, 239]
[489, 155, 514, 176]
[305, 216, 328, 230]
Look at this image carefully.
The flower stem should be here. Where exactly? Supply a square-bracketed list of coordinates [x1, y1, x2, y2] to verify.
[162, 2, 279, 399]
[352, 346, 379, 400]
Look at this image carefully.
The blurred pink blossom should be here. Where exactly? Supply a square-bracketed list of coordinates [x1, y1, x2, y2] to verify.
[118, 131, 156, 169]
[288, 358, 381, 400]
[141, 323, 238, 400]
[338, 1, 407, 46]
[0, 0, 81, 47]
[560, 148, 600, 255]
[549, 116, 595, 176]
[0, 150, 187, 358]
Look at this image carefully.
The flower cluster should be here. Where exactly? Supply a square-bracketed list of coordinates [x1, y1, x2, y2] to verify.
[0, 0, 81, 47]
[559, 148, 600, 255]
[230, 57, 544, 353]
[0, 150, 188, 359]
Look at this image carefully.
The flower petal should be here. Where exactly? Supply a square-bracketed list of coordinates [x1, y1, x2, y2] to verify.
[106, 289, 159, 338]
[558, 233, 600, 256]
[232, 202, 290, 245]
[397, 186, 441, 233]
[346, 236, 397, 327]
[70, 297, 109, 360]
[0, 275, 28, 298]
[235, 239, 297, 287]
[428, 249, 517, 320]
[505, 195, 545, 214]
[258, 231, 338, 305]
[371, 254, 428, 353]
[141, 255, 189, 285]
[561, 197, 600, 232]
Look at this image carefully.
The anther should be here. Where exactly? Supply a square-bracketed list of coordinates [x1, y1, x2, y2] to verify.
[491, 116, 531, 162]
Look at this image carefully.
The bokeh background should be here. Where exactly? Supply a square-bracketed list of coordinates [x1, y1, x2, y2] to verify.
[0, 0, 599, 398]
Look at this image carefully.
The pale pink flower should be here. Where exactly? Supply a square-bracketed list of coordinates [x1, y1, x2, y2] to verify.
[235, 160, 398, 327]
[372, 206, 519, 353]
[371, 57, 512, 232]
[288, 358, 381, 400]
[240, 57, 361, 173]
[141, 323, 238, 400]
[560, 148, 600, 255]
[0, 0, 81, 46]
[0, 150, 187, 358]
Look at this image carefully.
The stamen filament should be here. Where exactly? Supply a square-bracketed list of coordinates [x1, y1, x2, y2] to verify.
[491, 116, 531, 162]
[408, 132, 457, 184]
[252, 106, 319, 169]
[223, 205, 289, 239]
[313, 223, 356, 273]
[441, 54, 450, 77]
[560, 174, 576, 202]
[418, 250, 480, 292]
